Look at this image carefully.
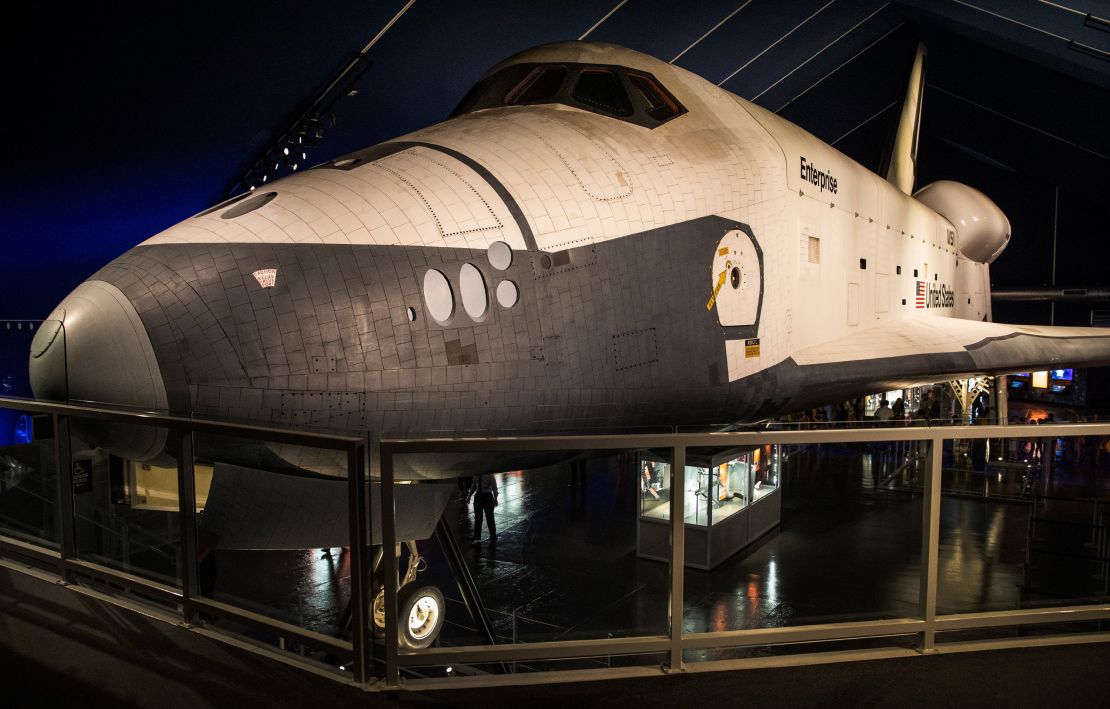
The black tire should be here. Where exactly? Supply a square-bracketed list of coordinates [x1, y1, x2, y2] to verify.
[371, 585, 386, 632]
[397, 582, 444, 650]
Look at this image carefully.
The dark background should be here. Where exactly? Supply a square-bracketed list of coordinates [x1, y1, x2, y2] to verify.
[2, 0, 1108, 399]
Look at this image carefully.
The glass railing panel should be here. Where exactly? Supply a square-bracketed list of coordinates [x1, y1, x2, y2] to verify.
[0, 408, 58, 548]
[191, 432, 355, 638]
[68, 417, 180, 586]
[683, 633, 918, 664]
[936, 619, 1107, 645]
[391, 447, 672, 653]
[937, 431, 1109, 614]
[683, 439, 922, 643]
[402, 651, 670, 680]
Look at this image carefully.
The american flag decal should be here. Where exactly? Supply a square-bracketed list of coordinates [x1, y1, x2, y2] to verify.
[915, 281, 926, 308]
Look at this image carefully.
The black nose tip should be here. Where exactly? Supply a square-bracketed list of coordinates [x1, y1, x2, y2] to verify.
[29, 281, 167, 411]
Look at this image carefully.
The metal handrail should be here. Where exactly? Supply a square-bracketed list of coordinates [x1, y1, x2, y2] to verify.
[0, 395, 371, 681]
[0, 396, 364, 451]
[380, 422, 1110, 686]
[380, 422, 1110, 453]
[190, 597, 354, 657]
[6, 482, 177, 562]
[3, 396, 1110, 691]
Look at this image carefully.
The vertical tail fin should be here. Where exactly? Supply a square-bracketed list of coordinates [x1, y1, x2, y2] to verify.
[886, 43, 927, 194]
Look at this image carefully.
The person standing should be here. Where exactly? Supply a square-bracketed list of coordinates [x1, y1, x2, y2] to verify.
[892, 397, 905, 423]
[641, 462, 660, 500]
[467, 474, 499, 543]
[875, 399, 894, 422]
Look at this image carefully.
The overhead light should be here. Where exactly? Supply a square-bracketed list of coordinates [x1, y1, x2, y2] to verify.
[301, 151, 307, 160]
[262, 174, 268, 183]
[282, 146, 290, 156]
[292, 163, 298, 171]
[250, 185, 257, 191]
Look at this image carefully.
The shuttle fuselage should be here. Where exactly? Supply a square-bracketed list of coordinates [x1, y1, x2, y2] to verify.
[29, 42, 1110, 474]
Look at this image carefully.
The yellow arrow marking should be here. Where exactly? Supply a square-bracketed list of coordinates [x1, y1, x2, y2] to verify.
[706, 270, 727, 310]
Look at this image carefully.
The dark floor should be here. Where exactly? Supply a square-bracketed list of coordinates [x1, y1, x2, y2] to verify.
[3, 432, 1108, 679]
[189, 438, 1110, 677]
[4, 635, 1110, 709]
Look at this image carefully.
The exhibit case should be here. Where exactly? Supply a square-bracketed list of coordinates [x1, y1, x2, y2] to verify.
[637, 445, 781, 569]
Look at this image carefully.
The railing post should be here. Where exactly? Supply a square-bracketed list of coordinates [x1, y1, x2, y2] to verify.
[176, 430, 199, 624]
[668, 445, 686, 673]
[348, 441, 370, 684]
[919, 433, 942, 653]
[53, 414, 75, 579]
[1091, 500, 1099, 549]
[380, 443, 400, 688]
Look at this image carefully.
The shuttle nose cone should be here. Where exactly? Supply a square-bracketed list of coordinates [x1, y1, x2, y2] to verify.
[29, 281, 168, 412]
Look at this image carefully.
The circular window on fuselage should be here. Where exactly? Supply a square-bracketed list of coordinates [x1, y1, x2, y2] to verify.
[422, 269, 454, 323]
[460, 263, 489, 320]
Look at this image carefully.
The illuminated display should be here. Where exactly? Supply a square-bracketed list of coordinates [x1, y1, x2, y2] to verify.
[1032, 371, 1049, 389]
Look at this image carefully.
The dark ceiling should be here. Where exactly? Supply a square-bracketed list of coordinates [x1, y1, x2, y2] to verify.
[4, 0, 1109, 328]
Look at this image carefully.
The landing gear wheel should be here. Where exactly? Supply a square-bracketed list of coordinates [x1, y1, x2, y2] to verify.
[397, 583, 444, 650]
[372, 587, 386, 632]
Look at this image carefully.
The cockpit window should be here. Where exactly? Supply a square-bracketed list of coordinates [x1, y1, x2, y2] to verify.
[507, 66, 567, 105]
[628, 72, 681, 122]
[451, 62, 686, 129]
[571, 69, 633, 117]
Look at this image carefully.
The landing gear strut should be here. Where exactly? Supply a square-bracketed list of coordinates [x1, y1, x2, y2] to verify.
[372, 540, 445, 649]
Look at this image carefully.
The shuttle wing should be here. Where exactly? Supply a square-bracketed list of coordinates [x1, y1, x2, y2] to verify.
[789, 316, 1110, 387]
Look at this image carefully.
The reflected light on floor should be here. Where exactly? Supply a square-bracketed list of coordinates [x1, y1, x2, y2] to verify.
[712, 598, 728, 632]
[766, 559, 779, 606]
[984, 507, 1003, 553]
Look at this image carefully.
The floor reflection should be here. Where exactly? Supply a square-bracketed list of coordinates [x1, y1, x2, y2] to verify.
[191, 442, 1108, 659]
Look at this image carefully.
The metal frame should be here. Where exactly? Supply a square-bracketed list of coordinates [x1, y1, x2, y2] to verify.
[0, 397, 367, 680]
[2, 394, 1109, 692]
[378, 422, 1110, 687]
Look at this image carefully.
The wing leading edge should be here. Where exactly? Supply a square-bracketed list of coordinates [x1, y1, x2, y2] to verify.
[788, 317, 1110, 390]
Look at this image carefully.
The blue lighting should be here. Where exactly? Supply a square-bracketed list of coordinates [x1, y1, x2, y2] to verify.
[14, 415, 32, 444]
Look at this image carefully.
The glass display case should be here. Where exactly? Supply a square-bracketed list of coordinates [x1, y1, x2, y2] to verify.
[637, 446, 781, 569]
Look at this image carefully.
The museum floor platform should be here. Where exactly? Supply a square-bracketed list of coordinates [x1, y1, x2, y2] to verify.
[2, 434, 1108, 703]
[2, 613, 1108, 709]
[193, 440, 1108, 655]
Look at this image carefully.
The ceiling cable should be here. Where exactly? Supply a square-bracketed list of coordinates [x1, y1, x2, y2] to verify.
[960, 0, 1109, 59]
[927, 83, 1107, 159]
[830, 99, 898, 146]
[949, 0, 1069, 41]
[670, 1, 755, 64]
[1037, 1, 1088, 19]
[718, 0, 840, 87]
[752, 2, 890, 102]
[579, 0, 629, 40]
[775, 21, 904, 113]
[227, 0, 417, 195]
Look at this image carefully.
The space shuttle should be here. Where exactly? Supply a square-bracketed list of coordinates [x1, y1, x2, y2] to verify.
[28, 40, 1110, 474]
[26, 39, 1110, 650]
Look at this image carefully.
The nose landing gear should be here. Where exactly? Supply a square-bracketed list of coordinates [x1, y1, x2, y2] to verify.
[372, 540, 445, 650]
